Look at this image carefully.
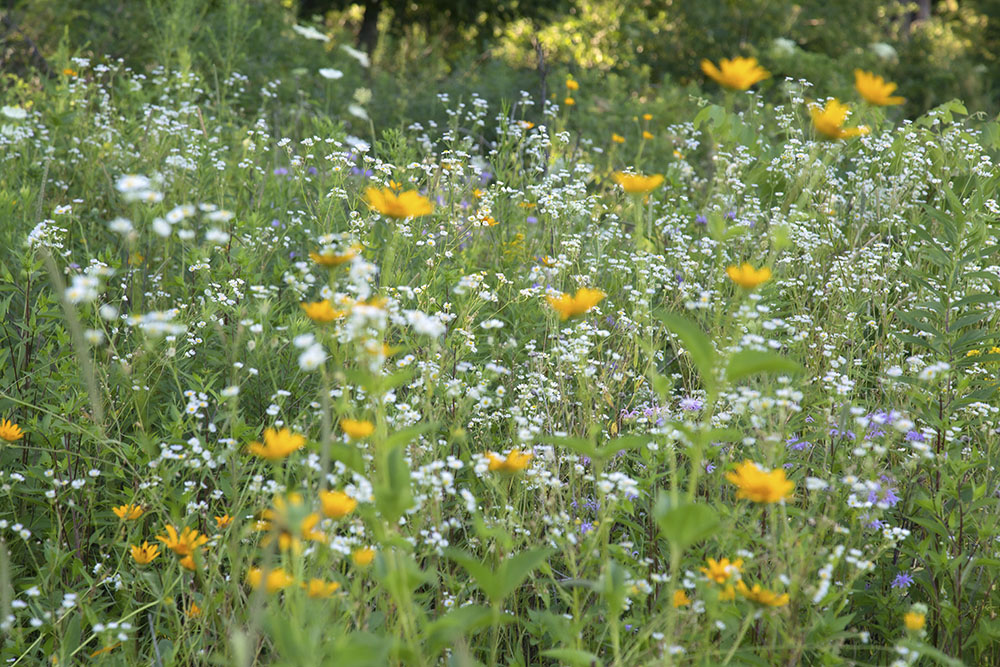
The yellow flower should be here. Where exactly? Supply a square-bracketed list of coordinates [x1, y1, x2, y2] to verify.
[611, 133, 625, 144]
[89, 643, 120, 658]
[186, 602, 202, 618]
[546, 287, 606, 320]
[564, 97, 575, 106]
[300, 299, 345, 323]
[904, 611, 926, 631]
[340, 418, 374, 440]
[519, 121, 534, 130]
[642, 130, 654, 140]
[320, 490, 358, 519]
[247, 427, 306, 460]
[247, 567, 295, 593]
[672, 589, 692, 607]
[214, 514, 233, 529]
[309, 245, 360, 267]
[565, 78, 579, 91]
[736, 580, 789, 606]
[726, 263, 772, 289]
[487, 449, 533, 473]
[967, 349, 982, 357]
[809, 99, 869, 140]
[130, 541, 160, 565]
[700, 557, 744, 585]
[718, 584, 736, 601]
[726, 460, 794, 504]
[257, 493, 325, 552]
[854, 69, 905, 106]
[642, 113, 653, 121]
[304, 578, 341, 598]
[365, 186, 433, 219]
[113, 504, 144, 521]
[156, 525, 210, 557]
[63, 68, 78, 77]
[611, 172, 664, 195]
[0, 418, 24, 442]
[352, 547, 376, 566]
[700, 57, 769, 90]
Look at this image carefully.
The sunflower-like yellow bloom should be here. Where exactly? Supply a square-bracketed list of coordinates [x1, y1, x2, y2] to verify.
[340, 418, 374, 440]
[904, 611, 926, 631]
[156, 525, 210, 556]
[546, 287, 605, 320]
[320, 490, 358, 519]
[487, 449, 533, 473]
[351, 547, 376, 566]
[612, 172, 665, 195]
[565, 78, 579, 91]
[304, 578, 341, 598]
[854, 70, 905, 106]
[701, 57, 769, 90]
[130, 541, 160, 565]
[700, 557, 744, 585]
[247, 427, 306, 460]
[247, 567, 295, 593]
[611, 133, 625, 144]
[300, 299, 345, 323]
[365, 187, 433, 219]
[726, 263, 772, 289]
[736, 580, 789, 606]
[672, 589, 692, 608]
[0, 418, 24, 442]
[256, 493, 325, 552]
[214, 514, 233, 529]
[309, 245, 360, 267]
[113, 504, 144, 521]
[809, 99, 869, 140]
[725, 460, 794, 504]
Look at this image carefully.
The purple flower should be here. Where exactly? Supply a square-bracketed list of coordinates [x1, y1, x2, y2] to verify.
[526, 216, 538, 224]
[786, 436, 811, 451]
[695, 214, 707, 225]
[705, 462, 716, 473]
[273, 167, 289, 176]
[307, 166, 318, 175]
[891, 572, 913, 590]
[725, 211, 736, 220]
[679, 397, 703, 412]
[905, 430, 925, 442]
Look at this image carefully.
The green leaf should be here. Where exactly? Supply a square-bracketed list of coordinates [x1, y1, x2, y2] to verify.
[653, 496, 719, 550]
[656, 311, 717, 384]
[376, 447, 413, 524]
[424, 605, 495, 653]
[725, 349, 803, 383]
[495, 547, 552, 601]
[540, 648, 604, 667]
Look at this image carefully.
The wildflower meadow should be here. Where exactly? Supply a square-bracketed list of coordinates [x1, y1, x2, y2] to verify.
[2, 1, 1000, 665]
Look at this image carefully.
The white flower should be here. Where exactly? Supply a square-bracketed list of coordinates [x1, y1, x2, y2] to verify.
[116, 174, 151, 193]
[345, 135, 370, 152]
[341, 44, 370, 68]
[348, 104, 369, 121]
[108, 218, 134, 234]
[152, 218, 171, 238]
[319, 68, 344, 80]
[298, 343, 327, 371]
[292, 24, 330, 42]
[1, 106, 28, 120]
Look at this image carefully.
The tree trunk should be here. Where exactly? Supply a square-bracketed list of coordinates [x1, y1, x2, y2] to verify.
[358, 0, 382, 57]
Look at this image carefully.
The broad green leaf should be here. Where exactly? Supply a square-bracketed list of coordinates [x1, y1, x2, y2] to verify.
[496, 547, 552, 601]
[725, 349, 803, 383]
[424, 605, 495, 653]
[541, 649, 605, 667]
[656, 311, 717, 383]
[653, 496, 719, 550]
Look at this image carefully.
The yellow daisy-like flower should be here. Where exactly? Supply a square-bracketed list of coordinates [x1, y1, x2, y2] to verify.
[809, 99, 869, 140]
[725, 460, 794, 504]
[565, 78, 579, 91]
[700, 57, 770, 90]
[247, 427, 306, 460]
[0, 418, 24, 442]
[487, 449, 533, 473]
[672, 589, 692, 608]
[247, 567, 295, 593]
[309, 245, 360, 267]
[365, 187, 433, 219]
[736, 580, 789, 606]
[904, 611, 926, 631]
[304, 578, 341, 598]
[546, 287, 606, 320]
[156, 525, 210, 557]
[320, 490, 358, 519]
[564, 97, 575, 106]
[611, 133, 625, 144]
[642, 130, 654, 140]
[256, 493, 325, 552]
[854, 69, 905, 106]
[700, 557, 744, 585]
[130, 541, 160, 565]
[340, 418, 374, 440]
[300, 299, 345, 323]
[214, 514, 233, 529]
[186, 603, 202, 618]
[611, 172, 665, 195]
[718, 584, 736, 601]
[113, 504, 144, 521]
[351, 547, 376, 566]
[726, 263, 772, 289]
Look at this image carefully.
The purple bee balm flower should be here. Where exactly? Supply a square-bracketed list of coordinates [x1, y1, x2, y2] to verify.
[891, 572, 913, 590]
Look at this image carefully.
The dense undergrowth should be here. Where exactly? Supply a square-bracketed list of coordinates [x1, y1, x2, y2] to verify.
[2, 4, 1000, 666]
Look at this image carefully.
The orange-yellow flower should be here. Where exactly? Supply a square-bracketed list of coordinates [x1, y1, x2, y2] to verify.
[546, 287, 605, 320]
[320, 490, 358, 519]
[726, 460, 794, 503]
[611, 133, 625, 144]
[672, 589, 692, 607]
[701, 57, 769, 90]
[186, 602, 202, 618]
[247, 427, 306, 460]
[0, 418, 24, 442]
[904, 610, 926, 631]
[854, 70, 905, 106]
[352, 547, 376, 566]
[214, 514, 233, 529]
[612, 172, 664, 195]
[113, 504, 144, 521]
[256, 493, 325, 552]
[565, 78, 579, 91]
[718, 585, 736, 601]
[365, 187, 433, 219]
[487, 449, 533, 473]
[130, 541, 160, 564]
[304, 578, 341, 598]
[726, 263, 772, 289]
[301, 299, 345, 323]
[736, 580, 789, 606]
[809, 99, 869, 140]
[700, 557, 744, 584]
[156, 525, 210, 557]
[340, 418, 374, 440]
[642, 130, 654, 140]
[564, 97, 575, 106]
[247, 567, 294, 593]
